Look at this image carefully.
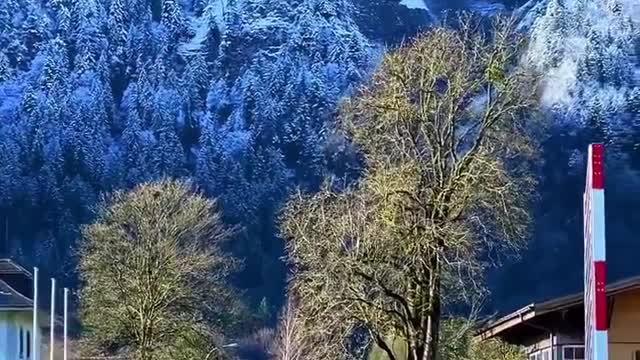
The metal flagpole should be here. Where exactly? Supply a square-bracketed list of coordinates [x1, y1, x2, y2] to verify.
[32, 267, 38, 360]
[63, 288, 68, 360]
[50, 278, 55, 360]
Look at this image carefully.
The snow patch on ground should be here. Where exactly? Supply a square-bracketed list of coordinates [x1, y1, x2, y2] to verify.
[179, 16, 209, 56]
[179, 0, 227, 57]
[400, 0, 428, 10]
[400, 0, 437, 22]
[515, 0, 547, 31]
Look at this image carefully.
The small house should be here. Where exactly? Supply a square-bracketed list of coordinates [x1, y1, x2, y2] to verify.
[0, 259, 46, 360]
[475, 276, 640, 360]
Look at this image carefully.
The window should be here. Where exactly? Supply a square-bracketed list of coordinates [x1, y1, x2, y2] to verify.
[563, 345, 585, 360]
[26, 330, 31, 359]
[529, 349, 551, 360]
[19, 327, 24, 358]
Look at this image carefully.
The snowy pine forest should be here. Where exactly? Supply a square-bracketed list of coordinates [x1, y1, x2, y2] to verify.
[1, 0, 640, 317]
[0, 0, 379, 309]
[488, 0, 640, 310]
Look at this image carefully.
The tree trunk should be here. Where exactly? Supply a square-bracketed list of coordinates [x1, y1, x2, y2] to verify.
[375, 333, 398, 360]
[423, 258, 441, 360]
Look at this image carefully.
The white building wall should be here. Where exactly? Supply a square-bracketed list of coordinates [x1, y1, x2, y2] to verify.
[0, 311, 43, 360]
[0, 315, 9, 360]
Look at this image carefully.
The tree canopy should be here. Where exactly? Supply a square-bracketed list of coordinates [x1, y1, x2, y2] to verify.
[78, 179, 244, 360]
[281, 16, 541, 360]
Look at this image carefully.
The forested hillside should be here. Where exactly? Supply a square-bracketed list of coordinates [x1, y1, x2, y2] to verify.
[0, 0, 377, 312]
[1, 0, 640, 322]
[490, 0, 640, 311]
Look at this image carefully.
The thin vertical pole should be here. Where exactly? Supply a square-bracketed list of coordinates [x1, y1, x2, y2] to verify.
[32, 267, 38, 360]
[50, 278, 55, 360]
[63, 288, 68, 360]
[584, 144, 608, 360]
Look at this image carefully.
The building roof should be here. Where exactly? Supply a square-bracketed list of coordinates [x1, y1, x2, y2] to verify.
[0, 278, 33, 310]
[0, 258, 32, 278]
[475, 275, 640, 341]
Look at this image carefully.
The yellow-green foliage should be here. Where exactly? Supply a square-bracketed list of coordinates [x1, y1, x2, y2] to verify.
[368, 336, 408, 360]
[369, 319, 525, 360]
[439, 319, 525, 360]
[281, 14, 540, 360]
[78, 179, 242, 360]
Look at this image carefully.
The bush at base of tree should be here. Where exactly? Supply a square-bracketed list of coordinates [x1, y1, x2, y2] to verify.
[368, 318, 525, 360]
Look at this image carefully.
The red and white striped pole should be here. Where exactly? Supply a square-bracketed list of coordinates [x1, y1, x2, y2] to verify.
[584, 143, 608, 360]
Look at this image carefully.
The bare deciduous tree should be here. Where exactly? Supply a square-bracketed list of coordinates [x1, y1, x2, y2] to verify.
[272, 291, 363, 360]
[78, 179, 243, 360]
[273, 296, 306, 360]
[280, 15, 540, 360]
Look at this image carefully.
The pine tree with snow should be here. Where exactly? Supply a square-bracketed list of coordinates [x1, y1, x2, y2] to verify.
[56, 5, 73, 42]
[184, 52, 210, 107]
[161, 0, 188, 41]
[20, 84, 40, 122]
[21, 0, 52, 61]
[108, 0, 128, 65]
[218, 0, 245, 79]
[242, 0, 269, 20]
[528, 0, 569, 69]
[152, 121, 187, 178]
[73, 5, 108, 74]
[195, 114, 221, 194]
[121, 107, 154, 186]
[629, 88, 640, 115]
[0, 1, 16, 44]
[261, 0, 294, 20]
[203, 2, 222, 65]
[585, 97, 610, 144]
[0, 138, 21, 205]
[40, 38, 70, 93]
[149, 86, 186, 177]
[0, 52, 13, 81]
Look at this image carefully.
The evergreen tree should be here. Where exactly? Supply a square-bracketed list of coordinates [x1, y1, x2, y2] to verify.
[218, 0, 245, 79]
[586, 97, 609, 144]
[184, 52, 209, 108]
[74, 9, 108, 74]
[21, 1, 52, 61]
[150, 87, 186, 177]
[202, 1, 222, 65]
[121, 107, 154, 186]
[161, 0, 188, 41]
[57, 5, 73, 42]
[0, 138, 21, 205]
[0, 1, 16, 47]
[0, 52, 13, 81]
[40, 38, 70, 93]
[108, 0, 128, 64]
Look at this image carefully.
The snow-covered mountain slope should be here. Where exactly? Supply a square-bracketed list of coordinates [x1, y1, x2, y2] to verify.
[487, 0, 640, 313]
[522, 0, 639, 142]
[400, 0, 429, 10]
